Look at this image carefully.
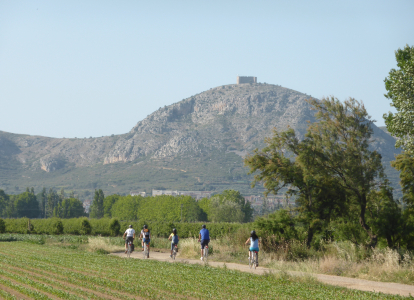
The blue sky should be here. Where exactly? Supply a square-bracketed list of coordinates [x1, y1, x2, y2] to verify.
[1, 1, 413, 138]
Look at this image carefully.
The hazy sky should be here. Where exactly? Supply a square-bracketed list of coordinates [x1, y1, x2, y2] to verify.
[1, 1, 413, 138]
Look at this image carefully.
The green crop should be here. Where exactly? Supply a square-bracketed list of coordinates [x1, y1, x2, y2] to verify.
[0, 241, 409, 299]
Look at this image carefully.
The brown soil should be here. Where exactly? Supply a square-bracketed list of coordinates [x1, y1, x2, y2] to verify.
[111, 251, 414, 297]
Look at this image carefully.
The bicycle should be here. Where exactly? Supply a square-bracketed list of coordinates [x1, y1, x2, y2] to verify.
[126, 240, 133, 258]
[203, 245, 208, 262]
[249, 250, 258, 269]
[143, 242, 149, 259]
[172, 244, 178, 260]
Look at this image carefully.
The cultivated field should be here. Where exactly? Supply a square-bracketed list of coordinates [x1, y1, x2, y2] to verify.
[0, 241, 409, 299]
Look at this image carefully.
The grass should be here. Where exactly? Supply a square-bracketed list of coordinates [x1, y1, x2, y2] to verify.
[4, 233, 414, 286]
[0, 241, 408, 299]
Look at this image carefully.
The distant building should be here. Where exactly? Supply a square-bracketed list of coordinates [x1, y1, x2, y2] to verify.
[237, 76, 257, 84]
[152, 190, 213, 200]
[82, 199, 92, 213]
[130, 191, 146, 197]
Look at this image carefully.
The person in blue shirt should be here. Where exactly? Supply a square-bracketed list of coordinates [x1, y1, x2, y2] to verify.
[198, 224, 210, 261]
[245, 230, 260, 266]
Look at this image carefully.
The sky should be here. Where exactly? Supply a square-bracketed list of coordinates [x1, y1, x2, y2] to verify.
[1, 1, 413, 138]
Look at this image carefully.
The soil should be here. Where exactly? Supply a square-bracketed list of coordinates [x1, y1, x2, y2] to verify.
[111, 249, 414, 297]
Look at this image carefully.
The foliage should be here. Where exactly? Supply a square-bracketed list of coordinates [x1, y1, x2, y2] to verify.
[0, 218, 5, 233]
[103, 194, 119, 218]
[89, 189, 104, 219]
[383, 44, 414, 153]
[392, 152, 414, 207]
[110, 195, 141, 221]
[254, 209, 298, 250]
[246, 97, 393, 248]
[0, 189, 10, 218]
[208, 190, 253, 222]
[109, 218, 120, 236]
[80, 218, 92, 235]
[54, 198, 86, 218]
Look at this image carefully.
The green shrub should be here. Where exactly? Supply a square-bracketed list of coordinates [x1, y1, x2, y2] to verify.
[80, 219, 92, 235]
[0, 219, 5, 233]
[109, 218, 121, 236]
[51, 219, 64, 235]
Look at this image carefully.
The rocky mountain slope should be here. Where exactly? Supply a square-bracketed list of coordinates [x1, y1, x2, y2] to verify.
[0, 83, 400, 198]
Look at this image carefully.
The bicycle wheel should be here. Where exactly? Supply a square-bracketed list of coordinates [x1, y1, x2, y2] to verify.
[172, 246, 177, 260]
[204, 246, 208, 262]
[143, 243, 147, 259]
[253, 252, 258, 269]
[248, 253, 252, 269]
[127, 244, 131, 258]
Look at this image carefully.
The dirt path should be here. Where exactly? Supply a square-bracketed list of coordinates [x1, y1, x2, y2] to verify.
[111, 250, 414, 297]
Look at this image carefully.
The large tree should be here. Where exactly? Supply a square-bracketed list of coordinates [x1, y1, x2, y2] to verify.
[246, 97, 388, 247]
[383, 44, 414, 154]
[90, 189, 105, 219]
[245, 128, 346, 246]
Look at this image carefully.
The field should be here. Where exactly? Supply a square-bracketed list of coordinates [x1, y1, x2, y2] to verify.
[0, 240, 409, 299]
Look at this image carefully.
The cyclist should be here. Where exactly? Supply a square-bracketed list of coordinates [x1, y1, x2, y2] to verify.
[245, 230, 260, 266]
[123, 225, 135, 254]
[140, 224, 151, 258]
[168, 228, 179, 258]
[198, 224, 210, 261]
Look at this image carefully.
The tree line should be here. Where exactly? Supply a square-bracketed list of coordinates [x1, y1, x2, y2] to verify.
[0, 187, 86, 219]
[89, 189, 253, 223]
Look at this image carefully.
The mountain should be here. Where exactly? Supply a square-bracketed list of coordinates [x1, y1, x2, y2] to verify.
[0, 83, 401, 199]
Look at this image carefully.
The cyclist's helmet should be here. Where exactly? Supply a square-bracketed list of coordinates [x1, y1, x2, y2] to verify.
[173, 228, 177, 234]
[202, 224, 206, 229]
[129, 225, 132, 228]
[251, 230, 256, 235]
[143, 225, 148, 229]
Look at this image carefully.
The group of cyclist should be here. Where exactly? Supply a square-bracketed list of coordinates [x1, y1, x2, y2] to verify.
[122, 224, 151, 258]
[123, 224, 260, 265]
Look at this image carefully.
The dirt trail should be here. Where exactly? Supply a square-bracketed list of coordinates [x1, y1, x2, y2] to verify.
[111, 250, 414, 297]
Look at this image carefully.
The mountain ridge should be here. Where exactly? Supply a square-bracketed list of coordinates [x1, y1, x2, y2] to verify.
[0, 83, 401, 198]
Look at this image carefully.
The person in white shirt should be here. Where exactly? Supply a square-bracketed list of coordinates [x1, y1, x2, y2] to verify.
[123, 225, 136, 254]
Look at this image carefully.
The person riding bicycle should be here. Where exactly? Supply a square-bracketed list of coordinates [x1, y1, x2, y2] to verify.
[123, 225, 135, 254]
[168, 228, 179, 258]
[140, 224, 151, 258]
[245, 230, 260, 266]
[198, 224, 210, 261]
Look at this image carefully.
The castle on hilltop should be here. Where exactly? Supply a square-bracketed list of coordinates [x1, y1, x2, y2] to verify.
[237, 76, 257, 84]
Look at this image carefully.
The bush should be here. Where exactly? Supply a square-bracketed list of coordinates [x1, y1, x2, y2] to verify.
[0, 218, 5, 233]
[80, 219, 92, 235]
[109, 218, 120, 236]
[51, 219, 64, 235]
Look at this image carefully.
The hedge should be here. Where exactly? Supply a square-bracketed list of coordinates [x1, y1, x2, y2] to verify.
[2, 218, 249, 238]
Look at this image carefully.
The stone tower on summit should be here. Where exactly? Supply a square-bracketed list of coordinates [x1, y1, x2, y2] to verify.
[237, 76, 257, 84]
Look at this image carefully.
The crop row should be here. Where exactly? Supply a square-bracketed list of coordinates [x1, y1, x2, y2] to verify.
[0, 242, 407, 299]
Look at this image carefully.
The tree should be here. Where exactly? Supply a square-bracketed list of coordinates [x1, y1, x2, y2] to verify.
[14, 192, 40, 218]
[208, 198, 244, 222]
[56, 198, 86, 218]
[103, 194, 120, 218]
[46, 188, 58, 218]
[37, 187, 47, 218]
[89, 189, 105, 219]
[383, 45, 414, 153]
[305, 97, 387, 247]
[246, 97, 388, 248]
[245, 128, 346, 246]
[208, 190, 253, 222]
[0, 190, 10, 218]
